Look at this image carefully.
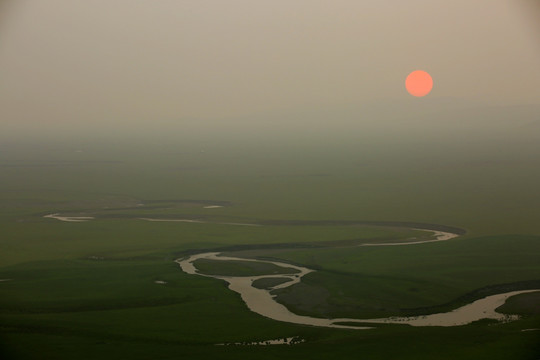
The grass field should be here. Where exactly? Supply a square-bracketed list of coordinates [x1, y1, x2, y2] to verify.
[192, 259, 300, 276]
[1, 134, 540, 359]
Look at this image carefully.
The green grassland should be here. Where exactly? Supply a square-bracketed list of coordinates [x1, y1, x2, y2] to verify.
[0, 217, 424, 266]
[192, 259, 300, 276]
[497, 292, 540, 316]
[1, 135, 540, 359]
[252, 277, 292, 289]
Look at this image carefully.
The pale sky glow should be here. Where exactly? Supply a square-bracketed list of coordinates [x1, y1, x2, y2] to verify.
[0, 0, 539, 139]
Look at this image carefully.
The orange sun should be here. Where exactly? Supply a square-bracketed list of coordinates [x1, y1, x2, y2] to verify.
[405, 70, 433, 97]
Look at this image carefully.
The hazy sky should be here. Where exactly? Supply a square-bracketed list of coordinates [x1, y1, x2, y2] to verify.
[1, 0, 539, 139]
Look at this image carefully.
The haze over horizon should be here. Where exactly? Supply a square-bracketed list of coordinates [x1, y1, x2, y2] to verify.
[1, 0, 539, 143]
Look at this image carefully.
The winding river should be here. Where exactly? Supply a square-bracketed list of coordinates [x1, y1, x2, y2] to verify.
[176, 229, 539, 330]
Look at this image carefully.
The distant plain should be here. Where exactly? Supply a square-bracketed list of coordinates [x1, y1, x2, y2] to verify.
[1, 105, 540, 359]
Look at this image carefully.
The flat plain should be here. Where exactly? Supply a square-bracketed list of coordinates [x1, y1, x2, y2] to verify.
[1, 127, 540, 359]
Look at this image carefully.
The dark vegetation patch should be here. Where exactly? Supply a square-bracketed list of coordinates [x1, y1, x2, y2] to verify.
[496, 291, 540, 315]
[272, 272, 418, 319]
[332, 322, 379, 328]
[271, 282, 334, 317]
[192, 259, 300, 277]
[401, 280, 540, 316]
[252, 277, 292, 290]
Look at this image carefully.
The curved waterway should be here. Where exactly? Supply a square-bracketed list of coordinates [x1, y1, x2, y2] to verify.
[44, 213, 95, 222]
[176, 230, 540, 330]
